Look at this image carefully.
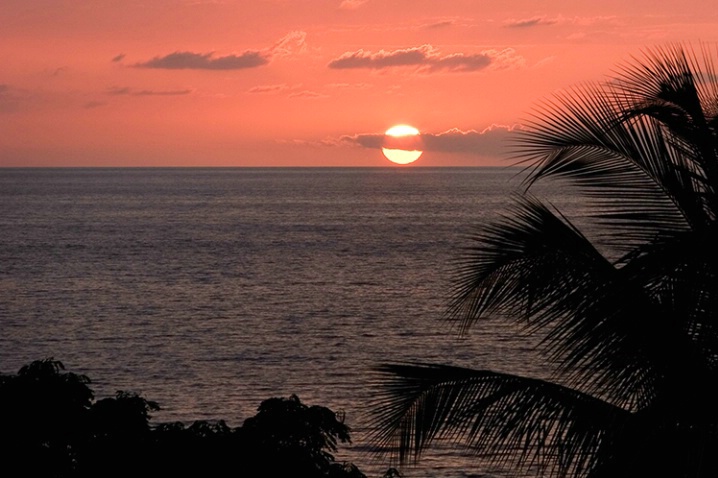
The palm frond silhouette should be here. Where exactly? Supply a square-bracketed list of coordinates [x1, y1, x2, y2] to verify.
[370, 44, 718, 478]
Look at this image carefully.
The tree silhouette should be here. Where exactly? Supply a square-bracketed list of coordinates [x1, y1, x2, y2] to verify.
[76, 391, 160, 477]
[238, 394, 364, 478]
[0, 359, 372, 478]
[370, 44, 718, 478]
[0, 358, 93, 476]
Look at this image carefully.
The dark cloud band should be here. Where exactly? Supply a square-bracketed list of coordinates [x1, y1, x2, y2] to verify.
[135, 51, 269, 70]
[328, 45, 491, 72]
[133, 31, 306, 71]
[107, 87, 193, 96]
[341, 125, 523, 156]
[328, 45, 521, 73]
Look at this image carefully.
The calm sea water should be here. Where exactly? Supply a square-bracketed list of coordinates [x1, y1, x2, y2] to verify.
[1, 167, 569, 477]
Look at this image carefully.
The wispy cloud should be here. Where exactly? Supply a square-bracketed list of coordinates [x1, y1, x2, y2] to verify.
[268, 31, 307, 57]
[339, 125, 523, 156]
[327, 82, 372, 89]
[247, 82, 336, 98]
[504, 16, 559, 28]
[339, 0, 368, 9]
[112, 53, 126, 62]
[135, 31, 306, 70]
[422, 19, 456, 29]
[503, 14, 616, 28]
[288, 90, 328, 99]
[328, 45, 523, 73]
[107, 86, 193, 96]
[247, 84, 291, 94]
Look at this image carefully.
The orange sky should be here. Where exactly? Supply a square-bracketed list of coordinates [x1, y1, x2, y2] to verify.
[2, 0, 718, 167]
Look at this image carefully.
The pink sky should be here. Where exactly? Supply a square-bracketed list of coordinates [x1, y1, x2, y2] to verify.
[2, 0, 717, 167]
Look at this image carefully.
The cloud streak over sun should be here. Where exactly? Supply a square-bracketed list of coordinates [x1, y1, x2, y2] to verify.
[340, 125, 524, 156]
[328, 45, 523, 72]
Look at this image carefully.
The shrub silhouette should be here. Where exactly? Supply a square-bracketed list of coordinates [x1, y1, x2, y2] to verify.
[0, 359, 370, 478]
[237, 394, 360, 477]
[0, 358, 93, 476]
[76, 391, 160, 477]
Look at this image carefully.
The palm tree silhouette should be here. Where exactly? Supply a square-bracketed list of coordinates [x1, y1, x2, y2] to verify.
[370, 45, 718, 478]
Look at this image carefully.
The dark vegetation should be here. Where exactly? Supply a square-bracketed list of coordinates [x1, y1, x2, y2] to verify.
[370, 45, 718, 477]
[0, 358, 395, 478]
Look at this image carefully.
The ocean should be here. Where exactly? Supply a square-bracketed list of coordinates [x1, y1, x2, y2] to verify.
[1, 167, 564, 477]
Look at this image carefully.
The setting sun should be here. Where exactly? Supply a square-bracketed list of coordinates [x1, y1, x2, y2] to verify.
[382, 124, 423, 165]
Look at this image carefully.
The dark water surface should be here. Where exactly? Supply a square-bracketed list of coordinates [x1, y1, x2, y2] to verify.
[1, 167, 565, 477]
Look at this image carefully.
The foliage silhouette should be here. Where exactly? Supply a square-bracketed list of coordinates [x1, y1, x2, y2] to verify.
[0, 359, 374, 478]
[369, 44, 718, 478]
[238, 394, 356, 477]
[0, 358, 93, 476]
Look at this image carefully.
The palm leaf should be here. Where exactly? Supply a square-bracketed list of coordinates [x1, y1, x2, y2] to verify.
[619, 225, 718, 372]
[513, 45, 718, 248]
[370, 43, 718, 478]
[448, 195, 659, 408]
[368, 363, 630, 478]
[614, 45, 718, 226]
[514, 92, 691, 248]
